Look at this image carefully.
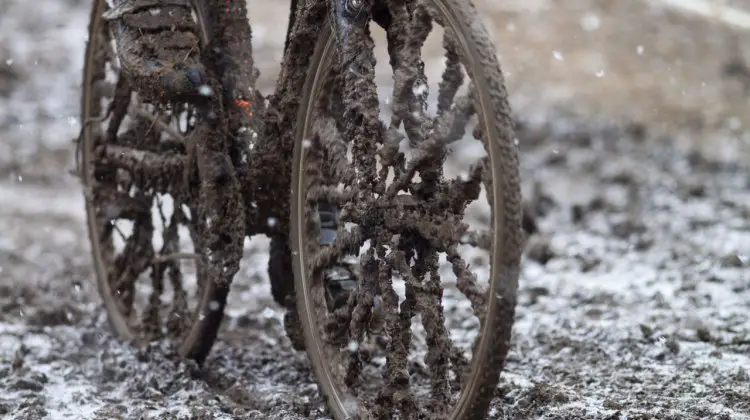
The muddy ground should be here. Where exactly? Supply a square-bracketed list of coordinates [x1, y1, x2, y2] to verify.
[0, 0, 749, 419]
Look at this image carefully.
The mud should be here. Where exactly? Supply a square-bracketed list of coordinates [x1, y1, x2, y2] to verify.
[1, 0, 749, 419]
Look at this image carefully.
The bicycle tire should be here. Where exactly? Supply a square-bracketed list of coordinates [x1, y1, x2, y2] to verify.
[290, 0, 523, 418]
[79, 0, 228, 365]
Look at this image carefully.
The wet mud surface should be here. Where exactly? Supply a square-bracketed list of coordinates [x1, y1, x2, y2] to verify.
[1, 0, 749, 419]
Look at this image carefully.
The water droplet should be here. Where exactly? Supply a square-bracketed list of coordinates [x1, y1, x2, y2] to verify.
[209, 300, 220, 311]
[347, 340, 359, 353]
[198, 85, 213, 96]
[595, 69, 605, 78]
[580, 13, 600, 31]
[552, 51, 564, 61]
[636, 45, 644, 55]
[267, 217, 277, 228]
[5, 58, 13, 66]
[302, 139, 312, 149]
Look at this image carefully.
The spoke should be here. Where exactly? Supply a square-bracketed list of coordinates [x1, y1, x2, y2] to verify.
[312, 116, 356, 185]
[311, 227, 365, 273]
[437, 33, 464, 115]
[386, 1, 433, 145]
[376, 245, 417, 416]
[449, 340, 471, 388]
[416, 255, 450, 413]
[143, 257, 166, 339]
[92, 79, 116, 100]
[446, 245, 487, 318]
[100, 36, 120, 72]
[306, 185, 355, 206]
[345, 248, 379, 389]
[384, 137, 443, 199]
[442, 159, 484, 214]
[104, 76, 133, 142]
[111, 217, 155, 316]
[99, 144, 185, 192]
[156, 209, 190, 336]
[432, 87, 476, 147]
[94, 189, 150, 221]
[392, 249, 418, 355]
[337, 12, 383, 195]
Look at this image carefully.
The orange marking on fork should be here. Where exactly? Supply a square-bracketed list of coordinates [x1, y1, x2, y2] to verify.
[234, 98, 254, 116]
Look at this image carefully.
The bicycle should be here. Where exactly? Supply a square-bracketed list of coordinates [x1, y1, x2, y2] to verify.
[77, 0, 524, 418]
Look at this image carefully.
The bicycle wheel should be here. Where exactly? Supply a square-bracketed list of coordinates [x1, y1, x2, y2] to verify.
[78, 0, 228, 363]
[290, 0, 523, 418]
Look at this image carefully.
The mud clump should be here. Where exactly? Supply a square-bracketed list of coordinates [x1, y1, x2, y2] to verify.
[514, 382, 571, 415]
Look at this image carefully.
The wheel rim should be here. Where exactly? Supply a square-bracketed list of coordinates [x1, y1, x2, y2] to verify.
[291, 1, 522, 418]
[79, 0, 226, 357]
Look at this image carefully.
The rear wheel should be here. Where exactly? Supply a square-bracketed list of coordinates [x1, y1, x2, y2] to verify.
[78, 0, 229, 363]
[290, 0, 523, 418]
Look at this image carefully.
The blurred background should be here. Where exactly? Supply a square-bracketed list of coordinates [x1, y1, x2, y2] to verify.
[2, 0, 749, 181]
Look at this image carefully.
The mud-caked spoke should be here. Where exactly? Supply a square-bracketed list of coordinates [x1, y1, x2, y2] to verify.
[375, 246, 417, 416]
[98, 145, 185, 193]
[418, 263, 451, 413]
[110, 216, 155, 317]
[385, 0, 433, 145]
[311, 116, 356, 184]
[310, 227, 365, 274]
[437, 33, 464, 116]
[442, 160, 484, 214]
[432, 87, 476, 147]
[446, 245, 487, 318]
[337, 11, 383, 195]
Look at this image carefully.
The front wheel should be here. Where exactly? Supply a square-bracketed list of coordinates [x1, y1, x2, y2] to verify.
[290, 0, 523, 418]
